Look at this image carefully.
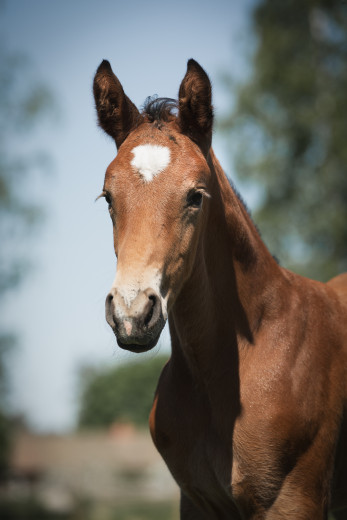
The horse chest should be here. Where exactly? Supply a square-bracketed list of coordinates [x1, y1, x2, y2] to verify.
[154, 416, 233, 512]
[151, 379, 233, 502]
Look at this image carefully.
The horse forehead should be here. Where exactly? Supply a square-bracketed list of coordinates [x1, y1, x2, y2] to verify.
[106, 126, 203, 183]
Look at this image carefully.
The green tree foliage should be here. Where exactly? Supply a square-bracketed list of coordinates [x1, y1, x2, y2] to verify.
[78, 355, 169, 429]
[0, 49, 53, 293]
[0, 44, 53, 477]
[221, 0, 347, 281]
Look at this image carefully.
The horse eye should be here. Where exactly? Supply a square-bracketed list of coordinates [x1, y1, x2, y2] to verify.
[187, 191, 203, 208]
[105, 193, 112, 206]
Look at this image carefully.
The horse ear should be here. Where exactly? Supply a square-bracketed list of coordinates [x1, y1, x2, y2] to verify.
[178, 59, 213, 155]
[93, 60, 141, 149]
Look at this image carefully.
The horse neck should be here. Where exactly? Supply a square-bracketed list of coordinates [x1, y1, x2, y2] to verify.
[169, 148, 282, 381]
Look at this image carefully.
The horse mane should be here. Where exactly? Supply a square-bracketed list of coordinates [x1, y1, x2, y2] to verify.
[142, 96, 178, 123]
[226, 176, 279, 263]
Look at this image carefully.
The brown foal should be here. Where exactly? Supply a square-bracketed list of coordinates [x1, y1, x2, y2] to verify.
[93, 58, 347, 519]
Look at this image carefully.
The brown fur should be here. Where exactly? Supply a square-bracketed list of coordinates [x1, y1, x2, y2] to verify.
[94, 59, 347, 519]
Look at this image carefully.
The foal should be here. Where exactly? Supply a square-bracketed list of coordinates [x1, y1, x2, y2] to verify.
[93, 59, 347, 519]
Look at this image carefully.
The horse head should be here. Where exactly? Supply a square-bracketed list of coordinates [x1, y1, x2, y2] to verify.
[94, 59, 214, 352]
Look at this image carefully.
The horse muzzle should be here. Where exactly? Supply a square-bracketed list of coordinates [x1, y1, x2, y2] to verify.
[105, 287, 166, 353]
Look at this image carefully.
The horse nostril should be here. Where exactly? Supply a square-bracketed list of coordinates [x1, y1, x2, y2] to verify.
[105, 292, 116, 328]
[144, 295, 156, 327]
[143, 292, 162, 329]
[106, 292, 114, 313]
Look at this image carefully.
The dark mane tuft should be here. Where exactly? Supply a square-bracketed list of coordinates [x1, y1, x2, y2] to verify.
[142, 96, 178, 123]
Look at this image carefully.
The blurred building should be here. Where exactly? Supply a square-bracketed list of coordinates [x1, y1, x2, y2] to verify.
[1, 426, 179, 519]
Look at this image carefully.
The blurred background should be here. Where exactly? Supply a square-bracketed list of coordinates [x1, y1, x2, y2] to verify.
[1, 0, 346, 518]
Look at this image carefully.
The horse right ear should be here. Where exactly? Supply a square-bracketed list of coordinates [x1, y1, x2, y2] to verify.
[178, 59, 213, 156]
[93, 60, 141, 149]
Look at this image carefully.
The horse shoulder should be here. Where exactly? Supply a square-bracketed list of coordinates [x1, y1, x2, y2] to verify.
[231, 274, 347, 495]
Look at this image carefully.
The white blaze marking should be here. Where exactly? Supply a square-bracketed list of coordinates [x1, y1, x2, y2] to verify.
[130, 144, 170, 182]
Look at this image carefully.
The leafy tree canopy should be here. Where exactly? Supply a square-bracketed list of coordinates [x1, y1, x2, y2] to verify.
[78, 355, 169, 429]
[0, 47, 53, 294]
[221, 0, 347, 281]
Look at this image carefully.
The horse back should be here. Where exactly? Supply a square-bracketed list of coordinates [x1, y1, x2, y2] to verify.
[327, 272, 347, 297]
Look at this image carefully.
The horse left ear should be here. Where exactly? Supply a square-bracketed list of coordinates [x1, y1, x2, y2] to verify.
[178, 59, 213, 155]
[93, 60, 141, 149]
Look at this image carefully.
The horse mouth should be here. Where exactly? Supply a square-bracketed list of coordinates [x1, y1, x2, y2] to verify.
[116, 333, 161, 353]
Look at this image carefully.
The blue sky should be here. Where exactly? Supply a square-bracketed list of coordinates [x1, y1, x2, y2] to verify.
[2, 0, 257, 431]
